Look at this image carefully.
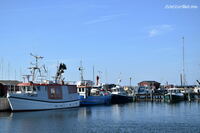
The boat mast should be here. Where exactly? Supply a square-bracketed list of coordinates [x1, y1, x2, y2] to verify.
[118, 72, 122, 85]
[182, 37, 186, 86]
[30, 53, 44, 82]
[130, 77, 132, 87]
[93, 65, 95, 82]
[98, 70, 102, 85]
[79, 61, 84, 81]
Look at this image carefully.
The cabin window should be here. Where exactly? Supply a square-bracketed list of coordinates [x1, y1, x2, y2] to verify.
[82, 88, 84, 92]
[27, 86, 31, 92]
[48, 86, 63, 99]
[79, 88, 81, 92]
[22, 86, 26, 92]
[50, 88, 56, 96]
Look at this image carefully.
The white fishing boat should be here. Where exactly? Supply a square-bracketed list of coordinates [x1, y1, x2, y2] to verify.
[7, 54, 80, 111]
[194, 86, 200, 93]
[194, 80, 200, 93]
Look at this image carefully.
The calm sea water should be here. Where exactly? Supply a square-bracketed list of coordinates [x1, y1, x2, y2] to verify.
[1, 101, 200, 133]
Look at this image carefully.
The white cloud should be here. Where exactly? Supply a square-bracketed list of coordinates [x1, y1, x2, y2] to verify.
[148, 24, 174, 37]
[84, 13, 127, 25]
[149, 29, 159, 37]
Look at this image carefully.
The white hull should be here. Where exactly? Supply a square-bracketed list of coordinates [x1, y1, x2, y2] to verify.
[8, 97, 80, 111]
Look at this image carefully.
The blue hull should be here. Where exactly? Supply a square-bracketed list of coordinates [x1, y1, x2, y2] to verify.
[80, 95, 111, 106]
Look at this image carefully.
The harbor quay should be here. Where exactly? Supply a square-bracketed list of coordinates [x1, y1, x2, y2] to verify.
[0, 79, 200, 111]
[0, 54, 198, 111]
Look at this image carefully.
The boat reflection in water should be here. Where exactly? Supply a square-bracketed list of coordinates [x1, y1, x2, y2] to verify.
[1, 102, 200, 133]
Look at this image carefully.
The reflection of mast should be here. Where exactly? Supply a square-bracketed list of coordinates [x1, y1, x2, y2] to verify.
[78, 61, 84, 81]
[29, 53, 44, 82]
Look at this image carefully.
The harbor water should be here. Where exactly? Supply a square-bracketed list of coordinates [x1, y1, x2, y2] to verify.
[1, 102, 200, 133]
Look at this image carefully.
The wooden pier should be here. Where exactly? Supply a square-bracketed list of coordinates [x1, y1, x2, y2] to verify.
[133, 92, 200, 102]
[133, 93, 165, 101]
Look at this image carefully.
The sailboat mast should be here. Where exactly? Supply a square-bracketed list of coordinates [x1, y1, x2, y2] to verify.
[93, 65, 94, 82]
[79, 61, 84, 81]
[182, 37, 186, 86]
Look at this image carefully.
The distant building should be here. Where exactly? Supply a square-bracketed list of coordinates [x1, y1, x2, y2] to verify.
[164, 84, 174, 89]
[138, 81, 160, 90]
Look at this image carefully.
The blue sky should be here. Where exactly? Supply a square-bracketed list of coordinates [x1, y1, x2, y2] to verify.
[0, 0, 200, 85]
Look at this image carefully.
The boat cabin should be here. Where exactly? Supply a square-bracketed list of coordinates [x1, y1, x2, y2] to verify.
[77, 80, 94, 98]
[111, 85, 127, 96]
[9, 82, 77, 101]
[167, 88, 182, 94]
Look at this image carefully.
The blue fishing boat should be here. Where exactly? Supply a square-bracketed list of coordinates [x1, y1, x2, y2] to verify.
[76, 62, 111, 106]
[77, 80, 111, 106]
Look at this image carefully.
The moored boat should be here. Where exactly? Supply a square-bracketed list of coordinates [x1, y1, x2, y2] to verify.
[7, 54, 80, 111]
[111, 85, 133, 104]
[76, 63, 111, 106]
[77, 80, 111, 106]
[164, 88, 184, 102]
[8, 83, 80, 111]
